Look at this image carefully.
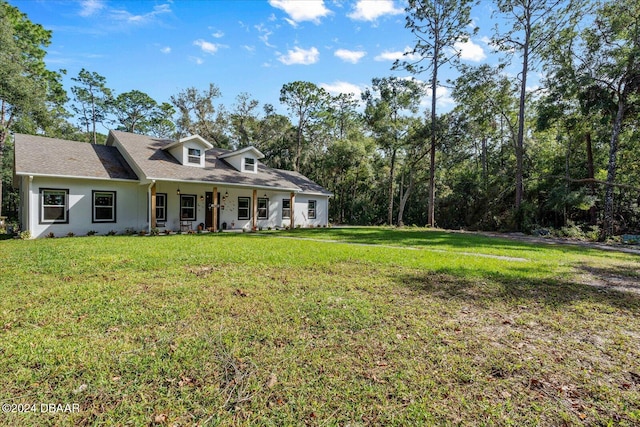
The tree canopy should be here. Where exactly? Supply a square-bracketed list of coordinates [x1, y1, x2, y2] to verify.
[2, 0, 639, 240]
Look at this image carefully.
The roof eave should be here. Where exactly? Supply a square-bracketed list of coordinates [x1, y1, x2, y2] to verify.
[146, 177, 300, 192]
[218, 146, 265, 160]
[14, 171, 139, 183]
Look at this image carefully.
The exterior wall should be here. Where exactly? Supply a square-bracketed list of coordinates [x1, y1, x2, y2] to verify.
[18, 176, 29, 235]
[294, 195, 329, 228]
[20, 177, 330, 237]
[152, 182, 329, 231]
[153, 181, 207, 231]
[23, 177, 147, 238]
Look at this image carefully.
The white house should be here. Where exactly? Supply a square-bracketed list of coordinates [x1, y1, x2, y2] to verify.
[13, 131, 331, 238]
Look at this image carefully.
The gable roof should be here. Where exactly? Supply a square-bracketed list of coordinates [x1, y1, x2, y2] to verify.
[14, 134, 138, 181]
[162, 134, 214, 151]
[13, 131, 331, 196]
[106, 131, 324, 193]
[218, 146, 265, 160]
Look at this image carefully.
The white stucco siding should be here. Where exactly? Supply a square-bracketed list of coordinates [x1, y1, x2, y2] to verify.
[25, 177, 146, 238]
[294, 195, 329, 227]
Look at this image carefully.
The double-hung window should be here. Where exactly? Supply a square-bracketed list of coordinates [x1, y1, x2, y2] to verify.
[40, 189, 68, 224]
[244, 157, 256, 172]
[180, 195, 196, 220]
[93, 191, 116, 223]
[187, 148, 201, 164]
[282, 199, 291, 219]
[257, 198, 268, 219]
[308, 200, 316, 219]
[238, 197, 250, 220]
[156, 193, 167, 221]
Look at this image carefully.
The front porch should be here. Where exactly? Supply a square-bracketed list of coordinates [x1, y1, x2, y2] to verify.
[148, 182, 299, 233]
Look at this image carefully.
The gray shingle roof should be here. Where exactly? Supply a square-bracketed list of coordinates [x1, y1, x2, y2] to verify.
[13, 131, 331, 196]
[273, 169, 333, 196]
[14, 134, 138, 181]
[107, 130, 327, 193]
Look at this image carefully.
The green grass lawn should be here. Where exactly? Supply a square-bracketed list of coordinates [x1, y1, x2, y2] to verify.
[1, 227, 639, 426]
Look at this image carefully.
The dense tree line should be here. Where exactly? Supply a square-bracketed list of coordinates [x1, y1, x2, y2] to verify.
[1, 0, 638, 239]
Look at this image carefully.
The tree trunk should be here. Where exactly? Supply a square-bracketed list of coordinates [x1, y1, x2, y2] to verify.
[602, 101, 625, 239]
[564, 136, 570, 226]
[585, 132, 597, 225]
[91, 91, 97, 144]
[428, 49, 439, 228]
[294, 120, 303, 172]
[481, 135, 488, 190]
[0, 99, 14, 218]
[397, 172, 414, 227]
[515, 24, 530, 214]
[388, 148, 397, 226]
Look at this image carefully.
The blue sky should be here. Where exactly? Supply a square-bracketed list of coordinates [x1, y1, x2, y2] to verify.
[10, 0, 506, 118]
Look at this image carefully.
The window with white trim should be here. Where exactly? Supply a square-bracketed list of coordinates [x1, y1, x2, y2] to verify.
[257, 198, 268, 219]
[243, 157, 256, 172]
[187, 148, 202, 164]
[282, 199, 291, 219]
[180, 194, 197, 220]
[93, 191, 116, 223]
[156, 193, 167, 221]
[308, 200, 316, 219]
[40, 189, 68, 224]
[238, 197, 250, 220]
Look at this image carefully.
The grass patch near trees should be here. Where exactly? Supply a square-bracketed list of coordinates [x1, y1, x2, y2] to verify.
[1, 228, 639, 426]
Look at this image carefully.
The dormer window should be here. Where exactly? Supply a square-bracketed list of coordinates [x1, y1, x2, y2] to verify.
[188, 148, 202, 164]
[218, 146, 265, 172]
[243, 157, 256, 173]
[162, 135, 213, 168]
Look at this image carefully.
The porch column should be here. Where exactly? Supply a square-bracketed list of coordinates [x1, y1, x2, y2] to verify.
[150, 183, 157, 228]
[252, 189, 258, 230]
[213, 186, 218, 232]
[290, 192, 295, 229]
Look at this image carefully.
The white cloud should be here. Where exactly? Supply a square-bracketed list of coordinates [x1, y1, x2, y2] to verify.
[321, 81, 363, 98]
[110, 3, 171, 24]
[480, 36, 492, 45]
[194, 39, 220, 55]
[268, 0, 332, 24]
[348, 0, 403, 21]
[420, 85, 455, 109]
[212, 30, 225, 38]
[189, 56, 204, 65]
[454, 39, 486, 62]
[277, 46, 320, 65]
[334, 49, 366, 64]
[374, 47, 418, 62]
[79, 0, 105, 17]
[160, 46, 171, 54]
[255, 24, 276, 48]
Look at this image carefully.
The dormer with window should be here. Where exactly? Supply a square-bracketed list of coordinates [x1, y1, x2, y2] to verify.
[219, 146, 265, 174]
[243, 157, 256, 173]
[162, 135, 213, 168]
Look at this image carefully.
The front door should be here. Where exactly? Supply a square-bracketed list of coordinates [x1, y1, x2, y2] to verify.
[205, 192, 221, 230]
